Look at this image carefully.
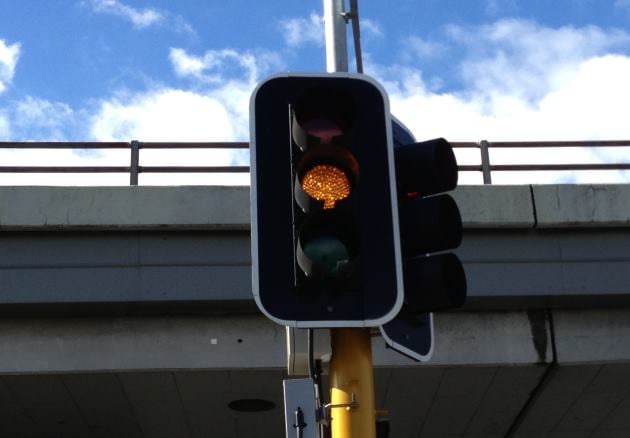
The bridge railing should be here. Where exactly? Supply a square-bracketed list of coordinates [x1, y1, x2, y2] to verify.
[451, 140, 630, 184]
[0, 140, 628, 185]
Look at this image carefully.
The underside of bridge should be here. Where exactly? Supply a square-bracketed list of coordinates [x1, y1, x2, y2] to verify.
[0, 309, 629, 438]
[1, 185, 629, 437]
[2, 362, 630, 437]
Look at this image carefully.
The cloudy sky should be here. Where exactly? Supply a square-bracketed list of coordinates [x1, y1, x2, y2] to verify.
[1, 0, 629, 184]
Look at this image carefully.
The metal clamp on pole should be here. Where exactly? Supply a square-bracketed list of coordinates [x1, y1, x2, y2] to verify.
[324, 393, 359, 412]
[315, 392, 358, 430]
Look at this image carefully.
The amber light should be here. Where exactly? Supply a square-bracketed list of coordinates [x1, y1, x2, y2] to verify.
[301, 164, 351, 209]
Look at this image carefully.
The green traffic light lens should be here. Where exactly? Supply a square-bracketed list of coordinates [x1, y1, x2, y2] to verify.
[301, 234, 350, 277]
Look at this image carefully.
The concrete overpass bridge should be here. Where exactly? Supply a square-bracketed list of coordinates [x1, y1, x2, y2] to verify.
[0, 184, 629, 437]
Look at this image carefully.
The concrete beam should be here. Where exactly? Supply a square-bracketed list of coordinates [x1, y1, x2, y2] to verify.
[374, 311, 552, 367]
[0, 316, 285, 373]
[533, 184, 630, 228]
[290, 310, 551, 373]
[0, 186, 250, 230]
[552, 309, 630, 364]
[0, 312, 554, 374]
[452, 185, 535, 228]
[2, 184, 630, 231]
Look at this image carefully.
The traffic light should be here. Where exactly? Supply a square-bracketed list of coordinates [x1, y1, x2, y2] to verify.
[250, 73, 403, 328]
[394, 137, 466, 311]
[380, 121, 466, 361]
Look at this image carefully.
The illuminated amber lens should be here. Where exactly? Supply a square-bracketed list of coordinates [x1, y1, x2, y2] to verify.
[301, 164, 351, 209]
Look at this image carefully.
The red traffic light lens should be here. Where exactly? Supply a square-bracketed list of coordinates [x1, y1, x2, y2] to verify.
[300, 118, 343, 144]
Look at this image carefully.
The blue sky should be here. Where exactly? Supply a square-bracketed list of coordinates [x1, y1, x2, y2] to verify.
[1, 0, 630, 184]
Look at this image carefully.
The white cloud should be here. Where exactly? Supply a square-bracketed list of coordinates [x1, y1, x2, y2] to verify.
[370, 19, 630, 183]
[279, 12, 324, 48]
[3, 18, 629, 186]
[87, 0, 163, 28]
[447, 19, 630, 101]
[0, 91, 247, 185]
[171, 15, 197, 36]
[484, 0, 518, 16]
[166, 47, 284, 140]
[383, 55, 630, 142]
[0, 39, 20, 94]
[361, 19, 384, 39]
[386, 20, 630, 140]
[85, 0, 195, 34]
[169, 48, 208, 80]
[85, 87, 251, 185]
[12, 96, 76, 140]
[0, 97, 124, 185]
[83, 46, 289, 185]
[90, 88, 236, 141]
[169, 47, 283, 86]
[403, 35, 445, 59]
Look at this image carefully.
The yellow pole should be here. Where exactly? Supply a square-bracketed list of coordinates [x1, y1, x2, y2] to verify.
[329, 328, 376, 438]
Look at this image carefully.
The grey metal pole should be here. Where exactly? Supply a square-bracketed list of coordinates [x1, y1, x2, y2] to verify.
[130, 140, 140, 186]
[323, 0, 348, 72]
[479, 140, 492, 184]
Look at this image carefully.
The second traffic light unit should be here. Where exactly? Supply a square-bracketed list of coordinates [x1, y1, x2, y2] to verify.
[381, 125, 467, 361]
[250, 73, 403, 328]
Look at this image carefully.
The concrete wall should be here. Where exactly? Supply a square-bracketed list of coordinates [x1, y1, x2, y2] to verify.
[0, 185, 629, 313]
[1, 184, 629, 230]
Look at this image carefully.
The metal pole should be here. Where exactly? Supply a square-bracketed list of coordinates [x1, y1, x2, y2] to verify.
[130, 140, 140, 186]
[323, 3, 376, 437]
[323, 0, 348, 72]
[329, 328, 377, 438]
[479, 140, 492, 184]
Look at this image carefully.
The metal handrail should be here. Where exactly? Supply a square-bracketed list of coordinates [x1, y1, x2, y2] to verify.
[0, 141, 250, 185]
[0, 140, 628, 185]
[450, 140, 630, 184]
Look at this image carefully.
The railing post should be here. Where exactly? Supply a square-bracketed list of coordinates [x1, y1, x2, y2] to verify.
[479, 140, 492, 184]
[130, 140, 140, 186]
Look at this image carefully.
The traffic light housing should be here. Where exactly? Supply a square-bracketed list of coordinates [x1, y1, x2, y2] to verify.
[250, 73, 403, 328]
[394, 137, 466, 312]
[381, 122, 466, 361]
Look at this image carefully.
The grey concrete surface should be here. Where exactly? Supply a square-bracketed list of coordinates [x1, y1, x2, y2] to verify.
[0, 312, 553, 374]
[291, 310, 551, 370]
[2, 185, 630, 311]
[3, 310, 626, 374]
[0, 186, 250, 230]
[2, 364, 627, 438]
[2, 184, 629, 231]
[513, 363, 630, 438]
[451, 185, 535, 228]
[553, 309, 630, 364]
[0, 310, 628, 437]
[0, 316, 286, 373]
[533, 184, 630, 228]
[373, 311, 552, 367]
